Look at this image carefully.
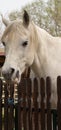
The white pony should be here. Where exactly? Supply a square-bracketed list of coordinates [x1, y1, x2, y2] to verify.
[1, 11, 61, 108]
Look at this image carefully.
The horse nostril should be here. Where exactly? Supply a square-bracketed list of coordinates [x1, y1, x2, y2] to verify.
[16, 70, 19, 78]
[11, 68, 15, 74]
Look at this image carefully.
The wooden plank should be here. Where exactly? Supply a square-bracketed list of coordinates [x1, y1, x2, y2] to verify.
[46, 77, 52, 130]
[8, 82, 14, 130]
[22, 78, 27, 130]
[17, 80, 23, 130]
[18, 78, 27, 130]
[27, 78, 32, 130]
[0, 79, 2, 130]
[4, 82, 8, 130]
[40, 78, 45, 130]
[33, 78, 39, 130]
[57, 76, 61, 130]
[52, 109, 57, 130]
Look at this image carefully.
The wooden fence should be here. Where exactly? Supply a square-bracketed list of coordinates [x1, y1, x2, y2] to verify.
[0, 76, 61, 130]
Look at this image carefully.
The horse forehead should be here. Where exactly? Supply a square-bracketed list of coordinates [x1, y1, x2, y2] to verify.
[2, 22, 29, 42]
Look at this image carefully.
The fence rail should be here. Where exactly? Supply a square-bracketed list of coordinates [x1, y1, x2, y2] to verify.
[0, 76, 61, 130]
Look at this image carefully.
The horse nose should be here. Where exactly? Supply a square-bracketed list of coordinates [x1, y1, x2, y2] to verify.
[2, 67, 15, 80]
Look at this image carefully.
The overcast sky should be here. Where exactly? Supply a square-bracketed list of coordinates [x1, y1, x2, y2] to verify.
[0, 0, 34, 15]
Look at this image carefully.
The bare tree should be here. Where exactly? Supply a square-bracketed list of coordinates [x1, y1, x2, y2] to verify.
[8, 0, 61, 36]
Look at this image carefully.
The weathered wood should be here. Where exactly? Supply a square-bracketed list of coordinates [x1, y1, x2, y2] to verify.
[46, 77, 52, 130]
[22, 78, 27, 130]
[33, 78, 39, 130]
[4, 82, 8, 130]
[40, 78, 45, 130]
[27, 78, 32, 130]
[17, 80, 23, 130]
[0, 77, 61, 130]
[57, 76, 61, 130]
[8, 82, 14, 130]
[0, 79, 2, 130]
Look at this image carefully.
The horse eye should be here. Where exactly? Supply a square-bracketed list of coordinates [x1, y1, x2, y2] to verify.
[22, 41, 28, 47]
[2, 42, 5, 46]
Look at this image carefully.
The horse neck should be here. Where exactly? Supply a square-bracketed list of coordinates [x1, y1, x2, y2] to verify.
[31, 23, 56, 77]
[29, 22, 45, 52]
[30, 23, 47, 77]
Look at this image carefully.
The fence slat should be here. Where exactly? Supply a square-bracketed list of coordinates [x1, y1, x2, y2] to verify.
[22, 78, 27, 130]
[57, 76, 61, 130]
[33, 78, 39, 130]
[27, 78, 32, 130]
[17, 80, 23, 130]
[4, 82, 8, 130]
[8, 83, 14, 130]
[17, 79, 27, 130]
[46, 77, 52, 130]
[52, 110, 57, 130]
[0, 79, 2, 130]
[40, 78, 45, 130]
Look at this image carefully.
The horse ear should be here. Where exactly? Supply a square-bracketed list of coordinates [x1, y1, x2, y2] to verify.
[23, 10, 30, 27]
[1, 14, 9, 26]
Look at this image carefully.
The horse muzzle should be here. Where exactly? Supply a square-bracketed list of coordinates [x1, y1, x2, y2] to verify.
[2, 67, 19, 81]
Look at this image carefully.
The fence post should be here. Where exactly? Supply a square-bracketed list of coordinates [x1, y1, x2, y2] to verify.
[15, 104, 18, 130]
[40, 78, 45, 130]
[18, 78, 27, 130]
[22, 78, 27, 130]
[17, 80, 23, 130]
[46, 77, 52, 130]
[4, 82, 8, 130]
[33, 78, 39, 130]
[57, 76, 61, 130]
[0, 79, 2, 130]
[52, 109, 57, 130]
[8, 82, 14, 130]
[27, 78, 32, 130]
